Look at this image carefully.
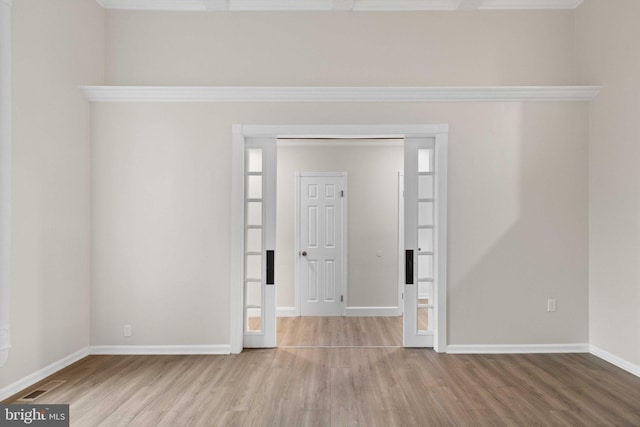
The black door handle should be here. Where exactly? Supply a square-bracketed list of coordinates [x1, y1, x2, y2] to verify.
[266, 250, 274, 285]
[405, 250, 414, 285]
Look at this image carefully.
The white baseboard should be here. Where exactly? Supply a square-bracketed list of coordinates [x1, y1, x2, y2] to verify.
[0, 346, 90, 402]
[89, 345, 231, 355]
[254, 306, 401, 317]
[276, 307, 299, 317]
[249, 307, 298, 317]
[344, 306, 401, 317]
[590, 345, 640, 378]
[446, 343, 590, 354]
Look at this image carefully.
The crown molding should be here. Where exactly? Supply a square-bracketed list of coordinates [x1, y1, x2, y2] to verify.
[95, 0, 583, 11]
[80, 86, 600, 103]
[479, 0, 583, 9]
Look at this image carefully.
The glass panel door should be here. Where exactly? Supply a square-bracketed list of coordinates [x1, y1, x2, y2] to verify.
[243, 138, 276, 348]
[404, 138, 436, 347]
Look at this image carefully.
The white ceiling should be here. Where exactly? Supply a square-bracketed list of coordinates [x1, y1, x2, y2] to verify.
[95, 0, 583, 12]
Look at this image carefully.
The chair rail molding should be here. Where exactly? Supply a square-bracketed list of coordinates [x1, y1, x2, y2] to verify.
[0, 0, 12, 367]
[80, 86, 601, 103]
[95, 0, 582, 11]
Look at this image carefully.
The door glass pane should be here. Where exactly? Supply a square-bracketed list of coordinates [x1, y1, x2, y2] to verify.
[247, 175, 262, 199]
[246, 281, 262, 307]
[246, 254, 262, 280]
[418, 149, 432, 173]
[418, 202, 433, 226]
[246, 228, 262, 253]
[418, 228, 433, 252]
[418, 254, 433, 279]
[418, 282, 432, 304]
[247, 149, 262, 173]
[418, 175, 433, 199]
[247, 202, 262, 226]
[247, 309, 262, 332]
[417, 307, 432, 332]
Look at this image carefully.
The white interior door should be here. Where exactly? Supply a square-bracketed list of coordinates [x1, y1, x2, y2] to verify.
[299, 173, 345, 316]
[243, 138, 276, 347]
[404, 138, 436, 347]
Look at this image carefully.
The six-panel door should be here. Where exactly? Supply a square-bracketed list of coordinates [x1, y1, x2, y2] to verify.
[299, 174, 345, 316]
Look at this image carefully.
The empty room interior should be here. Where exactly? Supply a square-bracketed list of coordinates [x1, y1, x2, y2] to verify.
[1, 0, 640, 425]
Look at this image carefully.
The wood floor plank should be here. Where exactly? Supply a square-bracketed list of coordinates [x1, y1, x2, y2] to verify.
[277, 316, 402, 347]
[5, 349, 640, 427]
[4, 319, 640, 426]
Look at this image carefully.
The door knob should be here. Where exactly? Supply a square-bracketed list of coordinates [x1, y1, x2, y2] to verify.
[301, 251, 307, 257]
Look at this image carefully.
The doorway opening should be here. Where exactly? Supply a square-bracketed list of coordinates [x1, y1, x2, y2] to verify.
[277, 139, 403, 348]
[230, 125, 448, 354]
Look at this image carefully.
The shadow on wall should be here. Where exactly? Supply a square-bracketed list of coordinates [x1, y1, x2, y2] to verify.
[448, 103, 588, 345]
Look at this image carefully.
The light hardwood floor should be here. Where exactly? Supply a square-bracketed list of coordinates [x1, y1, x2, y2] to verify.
[277, 316, 403, 347]
[4, 318, 640, 425]
[4, 348, 640, 426]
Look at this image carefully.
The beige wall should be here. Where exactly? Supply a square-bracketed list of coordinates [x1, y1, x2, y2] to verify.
[276, 143, 404, 309]
[90, 101, 589, 347]
[576, 0, 640, 367]
[0, 3, 597, 378]
[90, 103, 228, 345]
[105, 10, 576, 86]
[0, 0, 104, 390]
[92, 9, 588, 347]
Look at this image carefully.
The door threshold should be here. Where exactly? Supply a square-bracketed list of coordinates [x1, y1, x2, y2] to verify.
[277, 345, 402, 349]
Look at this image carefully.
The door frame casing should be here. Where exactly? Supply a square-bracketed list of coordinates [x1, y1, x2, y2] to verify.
[296, 172, 348, 317]
[398, 172, 405, 315]
[231, 124, 448, 354]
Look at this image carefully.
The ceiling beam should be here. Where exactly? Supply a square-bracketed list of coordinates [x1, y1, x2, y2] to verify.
[95, 0, 584, 12]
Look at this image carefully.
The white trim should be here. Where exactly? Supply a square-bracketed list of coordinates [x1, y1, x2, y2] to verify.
[250, 124, 449, 139]
[279, 345, 402, 349]
[90, 345, 232, 355]
[345, 306, 402, 317]
[434, 133, 448, 353]
[233, 125, 448, 351]
[446, 344, 590, 354]
[0, 347, 89, 402]
[397, 172, 404, 315]
[80, 86, 601, 103]
[276, 307, 299, 317]
[230, 125, 245, 354]
[479, 0, 583, 9]
[0, 0, 12, 367]
[294, 173, 301, 316]
[95, 0, 583, 11]
[278, 138, 403, 148]
[590, 345, 640, 378]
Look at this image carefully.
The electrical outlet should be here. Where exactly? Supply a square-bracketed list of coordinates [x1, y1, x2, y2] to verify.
[123, 324, 132, 337]
[547, 299, 557, 312]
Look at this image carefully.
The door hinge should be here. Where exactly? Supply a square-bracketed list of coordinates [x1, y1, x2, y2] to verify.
[340, 190, 344, 198]
[340, 295, 344, 302]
